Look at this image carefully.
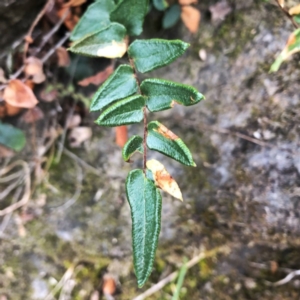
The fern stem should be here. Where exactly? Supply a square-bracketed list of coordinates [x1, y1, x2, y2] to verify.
[143, 106, 147, 173]
[129, 58, 147, 174]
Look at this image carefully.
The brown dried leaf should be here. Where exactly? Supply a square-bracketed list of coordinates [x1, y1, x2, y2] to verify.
[0, 103, 6, 118]
[3, 79, 38, 108]
[181, 6, 201, 33]
[5, 103, 22, 116]
[78, 65, 114, 87]
[179, 0, 198, 5]
[57, 7, 79, 30]
[64, 0, 86, 7]
[146, 159, 183, 201]
[25, 57, 46, 84]
[56, 47, 70, 67]
[289, 4, 300, 15]
[209, 0, 232, 22]
[157, 123, 178, 140]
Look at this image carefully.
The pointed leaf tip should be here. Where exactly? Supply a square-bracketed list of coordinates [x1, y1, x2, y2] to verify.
[122, 135, 143, 161]
[141, 78, 204, 112]
[128, 39, 189, 73]
[70, 0, 115, 41]
[147, 121, 196, 166]
[126, 169, 162, 287]
[146, 159, 183, 201]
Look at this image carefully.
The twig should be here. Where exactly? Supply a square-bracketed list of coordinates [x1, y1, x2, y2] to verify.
[54, 55, 79, 164]
[0, 187, 22, 236]
[0, 170, 23, 183]
[54, 163, 83, 210]
[23, 0, 55, 62]
[184, 120, 274, 148]
[62, 147, 102, 177]
[0, 177, 22, 201]
[11, 32, 70, 80]
[41, 32, 71, 64]
[275, 0, 299, 29]
[249, 261, 295, 274]
[0, 161, 31, 216]
[33, 8, 70, 56]
[208, 125, 274, 148]
[44, 264, 75, 300]
[267, 269, 300, 286]
[129, 58, 147, 173]
[133, 245, 230, 300]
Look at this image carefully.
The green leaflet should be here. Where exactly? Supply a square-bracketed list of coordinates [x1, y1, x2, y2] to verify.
[95, 95, 145, 126]
[153, 0, 169, 11]
[294, 15, 300, 24]
[90, 65, 138, 112]
[0, 122, 26, 151]
[147, 121, 196, 166]
[122, 135, 143, 161]
[141, 78, 204, 112]
[270, 28, 300, 72]
[126, 169, 162, 287]
[162, 4, 181, 29]
[110, 0, 148, 36]
[70, 0, 115, 41]
[128, 39, 189, 73]
[69, 23, 127, 58]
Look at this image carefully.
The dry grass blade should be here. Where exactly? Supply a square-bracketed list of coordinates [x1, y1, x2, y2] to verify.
[0, 160, 31, 216]
[133, 245, 230, 300]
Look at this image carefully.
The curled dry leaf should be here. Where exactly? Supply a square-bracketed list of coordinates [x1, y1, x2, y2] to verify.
[56, 47, 70, 67]
[68, 126, 92, 147]
[25, 57, 46, 84]
[289, 4, 300, 15]
[78, 64, 114, 87]
[146, 159, 183, 201]
[57, 6, 79, 30]
[181, 6, 201, 33]
[21, 107, 44, 123]
[3, 79, 38, 109]
[179, 0, 198, 5]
